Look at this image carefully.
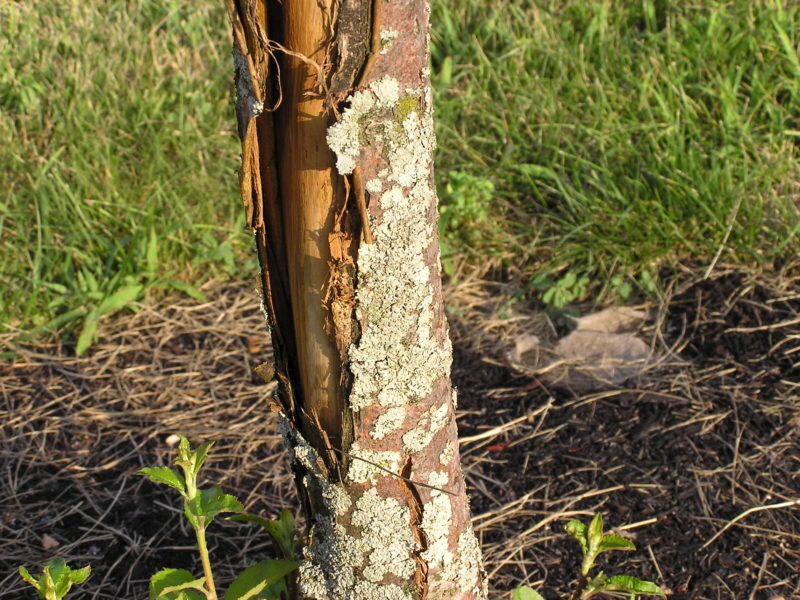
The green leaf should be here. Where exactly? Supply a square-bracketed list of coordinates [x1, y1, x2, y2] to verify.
[75, 313, 99, 356]
[167, 280, 208, 302]
[438, 56, 453, 88]
[565, 520, 589, 556]
[178, 435, 191, 457]
[33, 307, 88, 336]
[560, 271, 577, 289]
[139, 466, 186, 495]
[46, 557, 69, 578]
[223, 560, 299, 600]
[186, 486, 243, 527]
[175, 438, 214, 483]
[52, 564, 91, 598]
[597, 534, 636, 554]
[146, 226, 158, 276]
[588, 513, 604, 546]
[511, 585, 547, 600]
[67, 567, 91, 586]
[19, 559, 91, 600]
[542, 287, 558, 306]
[97, 284, 143, 316]
[277, 509, 295, 555]
[80, 268, 100, 294]
[161, 578, 208, 596]
[515, 163, 559, 181]
[772, 18, 800, 76]
[149, 569, 205, 600]
[192, 441, 214, 477]
[604, 575, 665, 596]
[18, 566, 38, 589]
[229, 509, 295, 559]
[41, 281, 68, 294]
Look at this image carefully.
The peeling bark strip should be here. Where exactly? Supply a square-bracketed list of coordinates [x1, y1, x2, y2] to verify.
[225, 1, 487, 598]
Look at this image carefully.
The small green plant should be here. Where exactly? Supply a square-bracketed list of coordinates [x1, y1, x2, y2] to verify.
[438, 170, 500, 273]
[530, 270, 591, 309]
[140, 436, 299, 600]
[17, 438, 297, 600]
[507, 514, 664, 600]
[18, 558, 90, 600]
[565, 514, 664, 599]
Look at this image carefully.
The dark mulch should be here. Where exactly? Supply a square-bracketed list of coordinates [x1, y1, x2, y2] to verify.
[451, 268, 799, 600]
[2, 268, 798, 599]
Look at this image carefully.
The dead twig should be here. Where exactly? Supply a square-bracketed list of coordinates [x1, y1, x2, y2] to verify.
[702, 499, 800, 549]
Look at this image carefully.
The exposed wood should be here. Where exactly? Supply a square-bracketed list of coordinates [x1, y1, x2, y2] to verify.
[273, 0, 353, 454]
[225, 0, 300, 423]
[353, 0, 382, 90]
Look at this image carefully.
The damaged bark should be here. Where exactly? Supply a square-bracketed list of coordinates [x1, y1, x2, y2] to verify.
[224, 1, 487, 598]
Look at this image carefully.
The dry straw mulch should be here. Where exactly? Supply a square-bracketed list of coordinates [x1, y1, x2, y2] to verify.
[1, 286, 290, 599]
[2, 268, 799, 600]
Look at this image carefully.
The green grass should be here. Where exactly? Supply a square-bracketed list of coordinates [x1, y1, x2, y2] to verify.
[2, 0, 799, 346]
[0, 1, 250, 348]
[433, 0, 800, 301]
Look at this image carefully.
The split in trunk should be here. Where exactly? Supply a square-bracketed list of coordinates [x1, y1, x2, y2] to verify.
[224, 1, 487, 598]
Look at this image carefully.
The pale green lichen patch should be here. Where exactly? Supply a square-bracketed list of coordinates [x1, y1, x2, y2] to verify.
[395, 94, 420, 125]
[282, 416, 420, 600]
[439, 526, 488, 599]
[352, 489, 417, 582]
[402, 401, 450, 453]
[300, 488, 418, 600]
[351, 581, 412, 600]
[385, 106, 434, 188]
[427, 470, 450, 488]
[318, 65, 485, 600]
[370, 406, 407, 440]
[380, 29, 399, 54]
[420, 477, 454, 569]
[279, 416, 352, 516]
[439, 440, 455, 466]
[347, 443, 402, 483]
[330, 75, 452, 416]
[300, 521, 363, 595]
[419, 477, 488, 599]
[327, 76, 401, 175]
[366, 177, 383, 194]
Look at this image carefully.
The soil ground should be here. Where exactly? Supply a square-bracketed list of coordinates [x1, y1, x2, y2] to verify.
[2, 269, 798, 600]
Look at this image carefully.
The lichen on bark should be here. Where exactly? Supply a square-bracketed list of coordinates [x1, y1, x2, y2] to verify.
[320, 40, 487, 599]
[327, 76, 451, 417]
[402, 400, 451, 453]
[346, 443, 402, 483]
[283, 417, 418, 600]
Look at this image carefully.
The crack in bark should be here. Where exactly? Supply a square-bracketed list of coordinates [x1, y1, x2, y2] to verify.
[400, 456, 429, 600]
[353, 0, 383, 90]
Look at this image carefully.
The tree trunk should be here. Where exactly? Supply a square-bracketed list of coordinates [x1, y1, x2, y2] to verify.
[224, 1, 487, 598]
